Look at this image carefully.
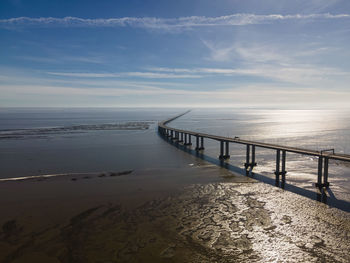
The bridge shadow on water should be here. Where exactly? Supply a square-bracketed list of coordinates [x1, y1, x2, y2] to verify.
[161, 135, 350, 213]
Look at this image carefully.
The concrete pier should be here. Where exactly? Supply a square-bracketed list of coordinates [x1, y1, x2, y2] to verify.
[219, 141, 230, 159]
[225, 141, 230, 159]
[281, 150, 286, 182]
[274, 150, 287, 185]
[195, 135, 200, 151]
[219, 141, 224, 159]
[316, 156, 330, 188]
[200, 137, 205, 150]
[194, 135, 205, 150]
[184, 133, 192, 146]
[245, 145, 257, 172]
[178, 132, 183, 143]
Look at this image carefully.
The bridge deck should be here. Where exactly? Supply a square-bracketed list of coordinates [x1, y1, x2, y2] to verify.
[159, 112, 350, 163]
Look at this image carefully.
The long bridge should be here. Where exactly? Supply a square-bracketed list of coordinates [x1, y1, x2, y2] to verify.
[158, 110, 350, 189]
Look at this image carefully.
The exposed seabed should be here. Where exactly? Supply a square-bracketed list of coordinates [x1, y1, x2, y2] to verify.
[0, 163, 349, 262]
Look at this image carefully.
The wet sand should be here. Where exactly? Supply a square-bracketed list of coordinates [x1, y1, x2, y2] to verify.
[0, 165, 349, 262]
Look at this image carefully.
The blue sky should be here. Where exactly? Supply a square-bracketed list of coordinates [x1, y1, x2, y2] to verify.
[1, 0, 350, 108]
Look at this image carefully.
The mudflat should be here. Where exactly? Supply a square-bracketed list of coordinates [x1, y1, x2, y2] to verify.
[0, 165, 349, 262]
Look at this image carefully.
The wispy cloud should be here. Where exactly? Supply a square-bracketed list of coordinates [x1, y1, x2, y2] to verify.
[2, 83, 350, 108]
[1, 67, 350, 107]
[302, 0, 341, 13]
[1, 13, 349, 30]
[196, 39, 350, 85]
[148, 67, 238, 74]
[0, 84, 206, 97]
[47, 63, 350, 85]
[234, 45, 290, 65]
[125, 72, 200, 79]
[201, 41, 334, 65]
[201, 40, 237, 62]
[47, 72, 119, 78]
[16, 55, 105, 64]
[47, 71, 201, 79]
[149, 65, 349, 83]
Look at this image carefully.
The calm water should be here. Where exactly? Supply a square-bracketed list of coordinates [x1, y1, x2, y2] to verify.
[0, 108, 192, 178]
[0, 107, 349, 199]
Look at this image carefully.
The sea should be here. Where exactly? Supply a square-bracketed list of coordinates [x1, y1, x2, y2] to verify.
[1, 107, 350, 204]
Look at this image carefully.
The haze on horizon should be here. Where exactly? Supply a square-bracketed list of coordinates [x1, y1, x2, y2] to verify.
[0, 0, 350, 109]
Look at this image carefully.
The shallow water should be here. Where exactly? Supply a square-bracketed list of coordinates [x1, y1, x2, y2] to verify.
[0, 108, 189, 178]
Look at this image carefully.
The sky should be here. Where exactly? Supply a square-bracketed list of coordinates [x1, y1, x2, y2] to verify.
[0, 0, 350, 108]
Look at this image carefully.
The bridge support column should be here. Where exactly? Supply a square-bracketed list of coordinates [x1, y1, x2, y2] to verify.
[219, 141, 230, 159]
[195, 136, 200, 151]
[219, 141, 224, 159]
[178, 132, 183, 143]
[275, 150, 281, 185]
[195, 136, 204, 150]
[281, 150, 286, 181]
[174, 131, 178, 142]
[171, 130, 174, 140]
[199, 137, 205, 150]
[224, 141, 230, 159]
[251, 145, 256, 168]
[317, 156, 323, 187]
[245, 145, 250, 169]
[315, 156, 329, 188]
[184, 134, 192, 146]
[177, 131, 180, 140]
[245, 145, 257, 171]
[275, 150, 287, 186]
[324, 157, 329, 188]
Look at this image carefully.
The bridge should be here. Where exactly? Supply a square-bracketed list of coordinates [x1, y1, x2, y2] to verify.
[158, 110, 350, 189]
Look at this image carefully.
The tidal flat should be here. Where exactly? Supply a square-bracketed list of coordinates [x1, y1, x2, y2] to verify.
[0, 165, 349, 263]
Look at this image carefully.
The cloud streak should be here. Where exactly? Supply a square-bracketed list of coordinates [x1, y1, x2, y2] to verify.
[2, 83, 350, 108]
[47, 71, 201, 79]
[2, 67, 350, 107]
[46, 63, 350, 86]
[149, 66, 349, 84]
[1, 13, 349, 30]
